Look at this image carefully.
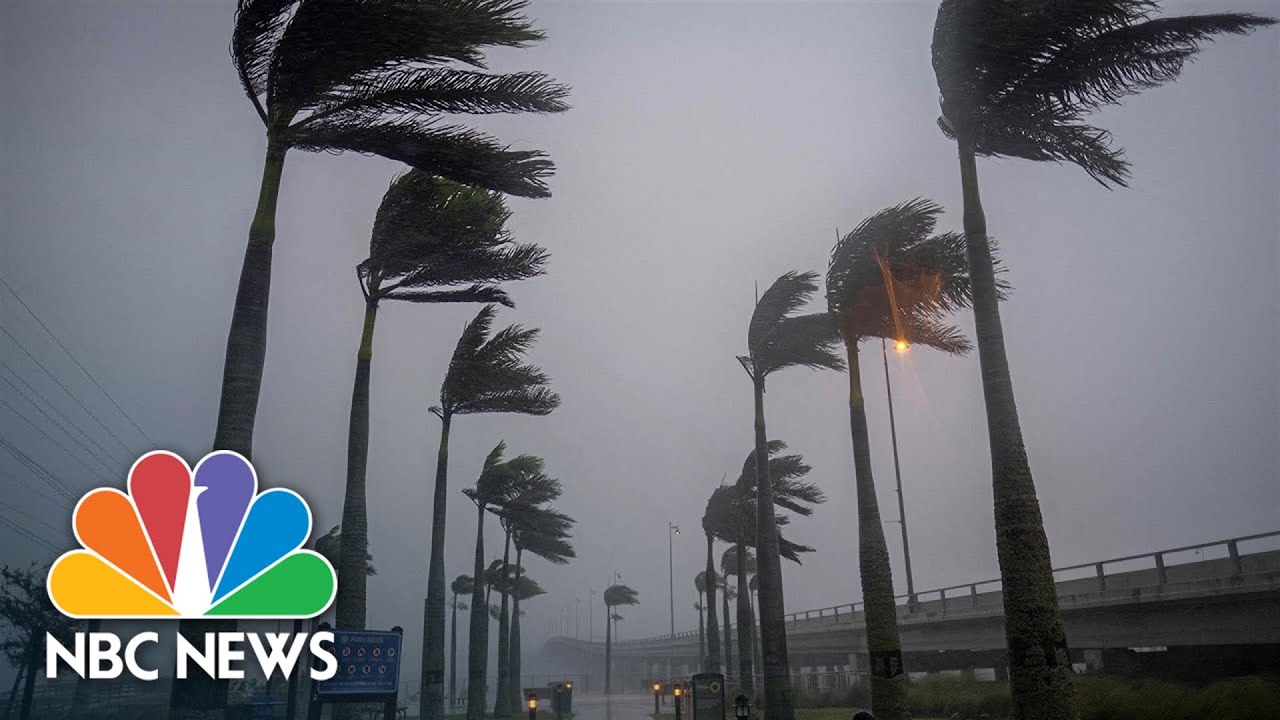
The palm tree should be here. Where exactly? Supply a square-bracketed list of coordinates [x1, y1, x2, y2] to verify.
[218, 0, 568, 459]
[931, 4, 1273, 716]
[491, 477, 563, 719]
[602, 584, 639, 694]
[722, 545, 756, 691]
[738, 272, 843, 720]
[450, 575, 474, 709]
[507, 506, 574, 713]
[425, 306, 559, 720]
[699, 511, 722, 673]
[338, 171, 547, 632]
[826, 199, 976, 719]
[462, 443, 545, 720]
[694, 573, 707, 669]
[314, 524, 378, 579]
[707, 441, 824, 695]
[720, 576, 734, 680]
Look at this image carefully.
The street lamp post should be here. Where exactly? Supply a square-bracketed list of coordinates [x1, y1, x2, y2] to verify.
[882, 338, 916, 605]
[668, 522, 679, 681]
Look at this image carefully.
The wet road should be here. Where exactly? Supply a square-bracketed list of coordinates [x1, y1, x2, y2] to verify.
[569, 692, 657, 720]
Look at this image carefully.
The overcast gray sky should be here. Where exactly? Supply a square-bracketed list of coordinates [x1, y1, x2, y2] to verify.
[2, 0, 1277, 688]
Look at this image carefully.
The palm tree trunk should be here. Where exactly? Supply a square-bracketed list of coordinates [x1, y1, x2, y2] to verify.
[509, 547, 525, 713]
[604, 602, 613, 694]
[704, 533, 721, 673]
[336, 299, 379, 631]
[494, 532, 513, 719]
[749, 587, 762, 688]
[751, 377, 795, 720]
[450, 593, 459, 708]
[172, 141, 286, 717]
[214, 138, 287, 456]
[735, 543, 752, 694]
[2, 661, 23, 720]
[957, 143, 1075, 719]
[422, 414, 453, 720]
[466, 503, 489, 720]
[696, 592, 705, 671]
[845, 345, 909, 719]
[18, 632, 37, 720]
[721, 582, 732, 678]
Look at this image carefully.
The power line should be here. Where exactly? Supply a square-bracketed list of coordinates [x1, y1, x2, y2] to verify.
[0, 324, 135, 459]
[0, 498, 68, 539]
[0, 363, 121, 476]
[0, 515, 59, 554]
[0, 436, 80, 502]
[0, 397, 113, 484]
[0, 277, 154, 446]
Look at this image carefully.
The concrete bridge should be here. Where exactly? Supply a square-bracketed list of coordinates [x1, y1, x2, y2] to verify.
[543, 531, 1280, 690]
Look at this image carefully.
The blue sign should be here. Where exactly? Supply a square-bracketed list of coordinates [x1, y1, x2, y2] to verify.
[316, 629, 402, 697]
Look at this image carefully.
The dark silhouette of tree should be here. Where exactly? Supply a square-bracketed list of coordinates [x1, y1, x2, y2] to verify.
[339, 171, 546, 634]
[706, 440, 823, 695]
[218, 0, 568, 459]
[694, 573, 708, 669]
[449, 575, 474, 708]
[701, 500, 723, 674]
[428, 305, 559, 720]
[462, 443, 546, 720]
[506, 505, 574, 712]
[931, 3, 1273, 716]
[603, 584, 639, 693]
[0, 565, 74, 720]
[826, 198, 977, 719]
[738, 272, 842, 720]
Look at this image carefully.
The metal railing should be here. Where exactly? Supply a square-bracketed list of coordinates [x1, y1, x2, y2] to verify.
[610, 530, 1280, 646]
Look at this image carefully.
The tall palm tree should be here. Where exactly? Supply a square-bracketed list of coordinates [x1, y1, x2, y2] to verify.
[694, 573, 707, 669]
[699, 511, 722, 673]
[720, 576, 734, 680]
[931, 4, 1273, 717]
[507, 506, 574, 712]
[826, 199, 976, 720]
[425, 306, 559, 720]
[491, 476, 563, 719]
[462, 443, 544, 720]
[219, 0, 568, 459]
[314, 524, 377, 579]
[339, 171, 547, 632]
[708, 441, 823, 695]
[450, 575, 474, 708]
[602, 584, 639, 694]
[738, 272, 843, 720]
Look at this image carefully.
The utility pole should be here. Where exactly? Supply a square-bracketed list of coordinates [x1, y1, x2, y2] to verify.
[882, 338, 916, 604]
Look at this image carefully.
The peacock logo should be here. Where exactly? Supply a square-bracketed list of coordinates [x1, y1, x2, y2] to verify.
[46, 451, 336, 619]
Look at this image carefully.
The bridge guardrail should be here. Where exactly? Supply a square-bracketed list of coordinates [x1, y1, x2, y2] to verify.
[607, 530, 1280, 647]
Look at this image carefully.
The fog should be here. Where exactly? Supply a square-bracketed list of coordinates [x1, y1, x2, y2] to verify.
[2, 0, 1276, 690]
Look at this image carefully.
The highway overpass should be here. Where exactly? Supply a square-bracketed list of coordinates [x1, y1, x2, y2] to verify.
[543, 531, 1280, 690]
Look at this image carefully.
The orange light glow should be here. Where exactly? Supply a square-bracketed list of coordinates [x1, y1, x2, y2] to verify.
[894, 340, 909, 352]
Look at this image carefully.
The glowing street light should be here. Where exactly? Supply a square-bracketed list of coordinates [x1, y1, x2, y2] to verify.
[893, 339, 909, 352]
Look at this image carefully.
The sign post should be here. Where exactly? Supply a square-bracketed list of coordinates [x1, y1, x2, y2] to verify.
[308, 626, 403, 720]
[691, 673, 725, 720]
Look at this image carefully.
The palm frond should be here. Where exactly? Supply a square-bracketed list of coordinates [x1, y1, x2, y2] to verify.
[440, 308, 559, 418]
[230, 0, 296, 120]
[603, 584, 639, 607]
[748, 271, 819, 353]
[933, 0, 1274, 187]
[385, 284, 514, 307]
[288, 120, 555, 197]
[754, 312, 845, 376]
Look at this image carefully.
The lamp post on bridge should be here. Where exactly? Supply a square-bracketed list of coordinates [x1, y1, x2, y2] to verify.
[882, 338, 917, 605]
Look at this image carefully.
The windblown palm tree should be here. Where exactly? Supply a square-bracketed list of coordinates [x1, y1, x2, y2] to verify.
[339, 171, 547, 633]
[314, 525, 377, 579]
[450, 575, 474, 708]
[507, 505, 574, 713]
[426, 306, 559, 720]
[602, 584, 638, 694]
[738, 272, 842, 720]
[931, 4, 1273, 717]
[462, 443, 545, 720]
[491, 476, 563, 718]
[218, 0, 568, 461]
[700, 503, 722, 673]
[826, 199, 976, 720]
[707, 440, 823, 695]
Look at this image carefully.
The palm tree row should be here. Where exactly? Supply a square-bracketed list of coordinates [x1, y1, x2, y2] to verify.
[183, 1, 576, 718]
